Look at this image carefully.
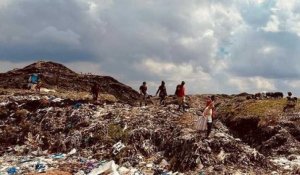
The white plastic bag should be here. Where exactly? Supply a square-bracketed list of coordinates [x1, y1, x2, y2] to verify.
[194, 115, 207, 131]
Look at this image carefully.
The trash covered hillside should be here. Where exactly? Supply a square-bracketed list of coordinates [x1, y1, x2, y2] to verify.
[1, 63, 300, 174]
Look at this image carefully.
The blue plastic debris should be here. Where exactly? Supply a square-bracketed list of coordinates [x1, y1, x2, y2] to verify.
[73, 103, 82, 109]
[35, 163, 46, 172]
[7, 167, 17, 175]
[52, 153, 65, 159]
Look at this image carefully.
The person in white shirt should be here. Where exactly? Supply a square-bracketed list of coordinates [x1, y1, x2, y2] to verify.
[203, 95, 215, 138]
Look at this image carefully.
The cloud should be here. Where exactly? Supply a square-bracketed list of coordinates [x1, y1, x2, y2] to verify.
[229, 76, 276, 92]
[0, 60, 33, 73]
[262, 15, 280, 32]
[35, 27, 81, 47]
[2, 0, 300, 95]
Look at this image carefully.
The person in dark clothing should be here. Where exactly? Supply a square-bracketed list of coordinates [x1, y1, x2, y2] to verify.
[139, 82, 148, 107]
[91, 82, 100, 101]
[156, 81, 167, 105]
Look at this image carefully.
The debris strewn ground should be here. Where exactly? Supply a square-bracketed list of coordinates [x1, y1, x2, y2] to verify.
[2, 91, 300, 174]
[1, 61, 300, 174]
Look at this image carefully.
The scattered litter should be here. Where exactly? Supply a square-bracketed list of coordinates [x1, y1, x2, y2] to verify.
[112, 141, 125, 155]
[35, 162, 46, 173]
[88, 161, 119, 175]
[7, 167, 18, 175]
[52, 153, 65, 159]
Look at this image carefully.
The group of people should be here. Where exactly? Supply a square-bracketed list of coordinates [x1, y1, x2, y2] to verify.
[89, 79, 216, 137]
[138, 81, 216, 137]
[138, 81, 186, 110]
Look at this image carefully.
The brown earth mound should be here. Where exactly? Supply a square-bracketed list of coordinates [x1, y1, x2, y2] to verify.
[0, 61, 140, 104]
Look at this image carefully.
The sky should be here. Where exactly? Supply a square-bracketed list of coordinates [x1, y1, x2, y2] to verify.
[1, 0, 300, 95]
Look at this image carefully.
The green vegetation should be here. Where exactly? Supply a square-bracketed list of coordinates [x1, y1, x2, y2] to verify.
[218, 98, 300, 126]
[108, 124, 129, 143]
[240, 99, 286, 117]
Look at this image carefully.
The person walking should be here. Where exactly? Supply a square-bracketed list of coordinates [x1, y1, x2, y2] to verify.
[156, 81, 167, 105]
[91, 82, 100, 101]
[203, 95, 216, 138]
[28, 73, 40, 91]
[139, 82, 148, 107]
[176, 81, 186, 111]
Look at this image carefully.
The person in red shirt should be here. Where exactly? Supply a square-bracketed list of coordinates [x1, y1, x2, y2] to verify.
[139, 82, 148, 106]
[176, 81, 186, 111]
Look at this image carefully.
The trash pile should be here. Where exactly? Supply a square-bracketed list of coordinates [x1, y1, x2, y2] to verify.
[0, 61, 140, 104]
[0, 93, 295, 174]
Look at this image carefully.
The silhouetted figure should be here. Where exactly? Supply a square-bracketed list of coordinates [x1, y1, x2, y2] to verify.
[156, 81, 167, 105]
[139, 82, 148, 107]
[91, 82, 100, 101]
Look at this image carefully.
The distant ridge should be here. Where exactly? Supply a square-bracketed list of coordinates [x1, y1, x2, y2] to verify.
[0, 61, 140, 103]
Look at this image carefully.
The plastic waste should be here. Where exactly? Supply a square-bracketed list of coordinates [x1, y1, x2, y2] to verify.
[88, 160, 119, 175]
[7, 167, 17, 175]
[133, 170, 144, 175]
[35, 163, 46, 173]
[73, 103, 82, 109]
[67, 148, 77, 156]
[51, 153, 65, 159]
[112, 141, 125, 155]
[75, 170, 86, 175]
[51, 97, 63, 102]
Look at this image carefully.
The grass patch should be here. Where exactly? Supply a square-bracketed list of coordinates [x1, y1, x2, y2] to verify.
[108, 124, 129, 142]
[218, 98, 300, 126]
[239, 99, 286, 117]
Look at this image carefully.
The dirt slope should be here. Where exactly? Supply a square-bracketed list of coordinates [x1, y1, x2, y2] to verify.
[0, 61, 140, 104]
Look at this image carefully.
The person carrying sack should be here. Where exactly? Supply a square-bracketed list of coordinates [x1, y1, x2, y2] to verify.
[203, 95, 216, 138]
[195, 112, 207, 132]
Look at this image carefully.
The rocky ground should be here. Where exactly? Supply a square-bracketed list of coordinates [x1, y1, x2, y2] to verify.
[1, 89, 300, 174]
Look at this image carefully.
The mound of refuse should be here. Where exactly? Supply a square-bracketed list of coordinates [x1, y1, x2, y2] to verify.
[1, 92, 293, 175]
[0, 61, 140, 104]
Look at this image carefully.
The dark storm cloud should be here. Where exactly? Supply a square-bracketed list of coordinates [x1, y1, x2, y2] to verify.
[2, 0, 300, 94]
[0, 0, 99, 62]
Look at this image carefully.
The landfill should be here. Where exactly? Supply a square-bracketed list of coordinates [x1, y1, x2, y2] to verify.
[1, 91, 297, 175]
[1, 62, 300, 174]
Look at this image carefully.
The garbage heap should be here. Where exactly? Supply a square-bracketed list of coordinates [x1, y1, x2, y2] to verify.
[0, 94, 276, 174]
[0, 61, 140, 104]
